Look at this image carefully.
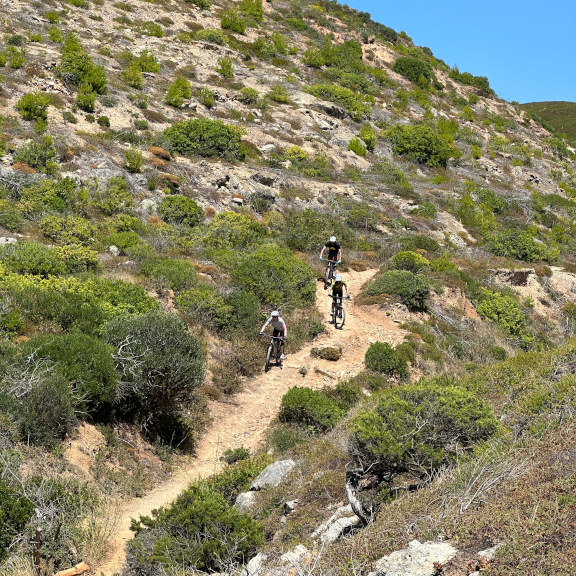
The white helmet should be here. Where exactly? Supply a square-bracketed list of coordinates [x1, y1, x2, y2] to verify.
[271, 310, 280, 317]
[335, 275, 342, 281]
[329, 236, 337, 242]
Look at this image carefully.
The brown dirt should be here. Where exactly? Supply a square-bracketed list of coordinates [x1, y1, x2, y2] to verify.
[94, 267, 411, 575]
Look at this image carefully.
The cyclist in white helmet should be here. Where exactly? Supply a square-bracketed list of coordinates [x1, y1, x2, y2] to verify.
[319, 236, 342, 264]
[260, 310, 287, 361]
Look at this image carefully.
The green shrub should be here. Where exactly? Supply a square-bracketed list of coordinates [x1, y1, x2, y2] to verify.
[97, 115, 110, 127]
[191, 86, 213, 109]
[140, 258, 197, 291]
[0, 481, 34, 561]
[216, 56, 234, 78]
[135, 50, 160, 73]
[239, 0, 263, 22]
[230, 244, 315, 306]
[384, 123, 457, 167]
[57, 33, 107, 93]
[475, 288, 531, 346]
[123, 146, 143, 173]
[388, 250, 430, 273]
[13, 135, 58, 174]
[128, 484, 263, 573]
[103, 311, 205, 446]
[103, 231, 141, 253]
[449, 67, 495, 97]
[48, 26, 63, 43]
[141, 21, 164, 37]
[158, 195, 203, 227]
[279, 386, 344, 431]
[350, 383, 499, 482]
[302, 47, 325, 68]
[0, 200, 24, 231]
[348, 136, 366, 156]
[267, 84, 290, 103]
[220, 447, 250, 464]
[54, 244, 100, 273]
[1, 241, 66, 277]
[485, 229, 558, 262]
[174, 283, 232, 329]
[163, 118, 245, 161]
[16, 92, 52, 121]
[195, 28, 228, 45]
[306, 83, 371, 121]
[198, 211, 267, 250]
[122, 62, 144, 89]
[371, 159, 415, 197]
[14, 371, 77, 447]
[365, 269, 430, 311]
[75, 83, 96, 112]
[359, 123, 376, 151]
[185, 0, 211, 8]
[90, 176, 133, 215]
[41, 214, 95, 245]
[238, 87, 259, 105]
[393, 56, 433, 84]
[165, 76, 192, 107]
[20, 333, 117, 418]
[399, 233, 440, 253]
[364, 341, 408, 378]
[221, 9, 246, 34]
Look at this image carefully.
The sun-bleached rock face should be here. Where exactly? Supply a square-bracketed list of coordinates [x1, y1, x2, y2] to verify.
[368, 540, 458, 576]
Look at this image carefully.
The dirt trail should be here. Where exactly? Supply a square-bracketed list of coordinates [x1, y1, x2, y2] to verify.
[96, 267, 408, 575]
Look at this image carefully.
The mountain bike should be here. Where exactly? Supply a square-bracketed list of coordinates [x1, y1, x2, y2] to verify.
[330, 295, 350, 329]
[322, 259, 338, 289]
[261, 335, 284, 372]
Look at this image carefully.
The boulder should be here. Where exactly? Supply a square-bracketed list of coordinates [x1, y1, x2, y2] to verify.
[250, 460, 296, 490]
[234, 491, 256, 512]
[368, 540, 457, 576]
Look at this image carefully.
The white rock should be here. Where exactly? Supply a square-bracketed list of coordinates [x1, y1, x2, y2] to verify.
[0, 237, 17, 245]
[280, 544, 308, 565]
[234, 491, 256, 512]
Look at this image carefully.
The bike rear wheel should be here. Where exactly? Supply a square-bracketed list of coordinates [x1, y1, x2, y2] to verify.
[335, 306, 346, 329]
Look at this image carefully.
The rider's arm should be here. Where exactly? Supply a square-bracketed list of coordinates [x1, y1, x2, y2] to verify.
[280, 318, 287, 337]
[337, 248, 342, 261]
[260, 318, 271, 333]
[319, 246, 326, 259]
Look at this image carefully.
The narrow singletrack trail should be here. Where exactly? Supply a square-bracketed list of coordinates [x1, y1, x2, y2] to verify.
[96, 267, 408, 575]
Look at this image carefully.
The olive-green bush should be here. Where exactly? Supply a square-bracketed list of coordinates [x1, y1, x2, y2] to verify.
[384, 123, 457, 167]
[348, 136, 366, 156]
[279, 386, 344, 431]
[393, 56, 433, 84]
[13, 135, 58, 174]
[20, 333, 118, 418]
[103, 311, 205, 446]
[220, 9, 246, 34]
[365, 270, 430, 311]
[388, 250, 430, 273]
[165, 76, 192, 107]
[157, 195, 203, 227]
[16, 92, 52, 121]
[350, 383, 499, 481]
[1, 241, 65, 277]
[485, 228, 558, 263]
[364, 341, 408, 378]
[0, 481, 34, 561]
[140, 258, 197, 291]
[306, 83, 372, 121]
[230, 244, 315, 306]
[128, 484, 263, 573]
[175, 283, 232, 329]
[40, 214, 96, 245]
[198, 211, 268, 251]
[90, 176, 133, 215]
[164, 118, 245, 161]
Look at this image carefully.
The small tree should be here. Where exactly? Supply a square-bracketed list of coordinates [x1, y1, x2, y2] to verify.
[16, 92, 52, 121]
[157, 195, 203, 227]
[364, 341, 408, 378]
[165, 76, 192, 107]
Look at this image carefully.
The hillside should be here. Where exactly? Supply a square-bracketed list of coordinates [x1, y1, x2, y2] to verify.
[0, 0, 576, 575]
[521, 100, 576, 145]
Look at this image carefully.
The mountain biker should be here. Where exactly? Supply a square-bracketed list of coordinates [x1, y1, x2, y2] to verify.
[319, 236, 342, 264]
[259, 310, 287, 361]
[330, 274, 349, 316]
[320, 236, 342, 289]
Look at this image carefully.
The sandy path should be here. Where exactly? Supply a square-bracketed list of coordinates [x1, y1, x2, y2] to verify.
[96, 267, 408, 575]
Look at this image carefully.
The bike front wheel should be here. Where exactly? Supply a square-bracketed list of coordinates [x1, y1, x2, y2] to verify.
[335, 306, 346, 329]
[265, 343, 274, 372]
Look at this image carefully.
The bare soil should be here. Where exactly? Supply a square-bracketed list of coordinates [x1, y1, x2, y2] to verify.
[93, 267, 411, 575]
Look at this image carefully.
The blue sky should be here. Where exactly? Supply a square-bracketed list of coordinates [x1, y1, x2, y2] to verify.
[344, 0, 575, 104]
